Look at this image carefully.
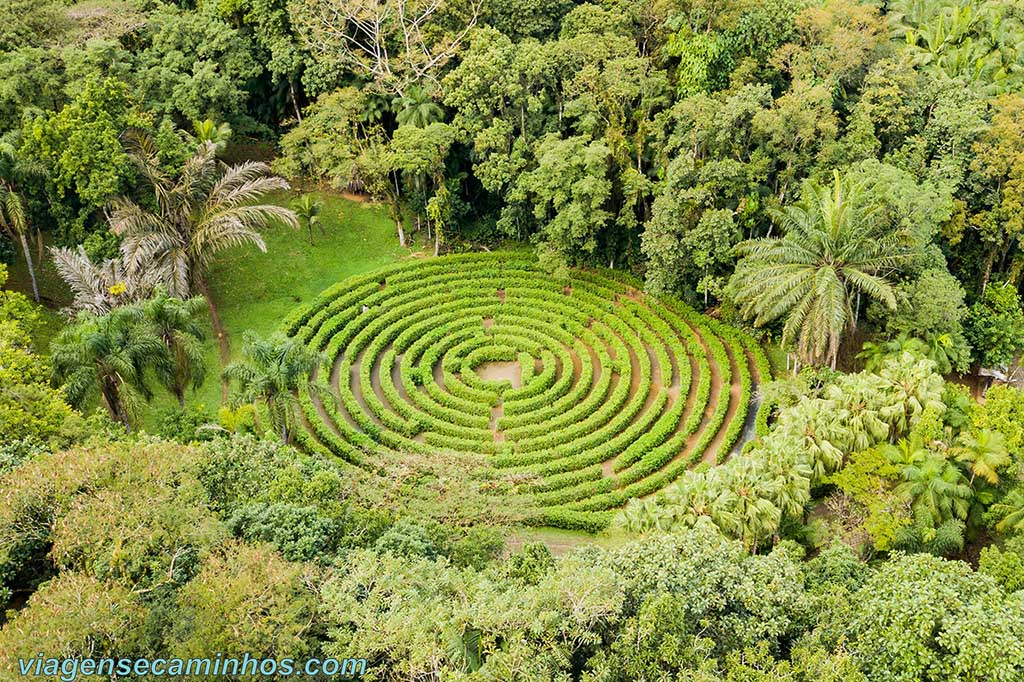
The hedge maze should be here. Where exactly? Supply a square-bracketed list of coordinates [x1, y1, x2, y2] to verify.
[283, 253, 771, 531]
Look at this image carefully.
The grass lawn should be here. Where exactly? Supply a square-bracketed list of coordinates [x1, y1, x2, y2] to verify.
[150, 190, 414, 428]
[2, 191, 414, 429]
[4, 237, 73, 353]
[504, 526, 635, 556]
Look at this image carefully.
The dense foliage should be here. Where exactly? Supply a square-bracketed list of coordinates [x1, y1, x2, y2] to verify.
[2, 436, 1022, 679]
[2, 0, 1024, 674]
[1, 0, 1022, 368]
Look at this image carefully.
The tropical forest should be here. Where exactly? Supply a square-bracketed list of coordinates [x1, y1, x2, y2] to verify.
[1, 0, 1024, 678]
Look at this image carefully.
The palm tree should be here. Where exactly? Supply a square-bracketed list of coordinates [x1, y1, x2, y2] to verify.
[822, 374, 891, 452]
[392, 85, 444, 128]
[360, 94, 391, 125]
[664, 471, 730, 529]
[51, 245, 162, 315]
[223, 332, 324, 444]
[757, 446, 813, 518]
[728, 171, 909, 368]
[0, 143, 38, 302]
[858, 335, 930, 373]
[774, 401, 846, 480]
[109, 133, 299, 300]
[890, 443, 972, 527]
[50, 305, 165, 428]
[991, 488, 1024, 535]
[190, 119, 233, 154]
[616, 498, 675, 533]
[877, 351, 947, 435]
[715, 458, 783, 552]
[143, 289, 208, 407]
[951, 428, 1010, 486]
[294, 194, 324, 245]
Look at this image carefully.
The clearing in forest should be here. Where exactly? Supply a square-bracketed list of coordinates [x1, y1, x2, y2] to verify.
[285, 252, 770, 531]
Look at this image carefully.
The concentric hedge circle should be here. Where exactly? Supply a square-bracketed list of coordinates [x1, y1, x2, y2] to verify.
[282, 253, 770, 531]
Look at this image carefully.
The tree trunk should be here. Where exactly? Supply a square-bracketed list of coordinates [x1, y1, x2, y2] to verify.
[101, 378, 131, 431]
[396, 217, 406, 248]
[19, 233, 39, 302]
[981, 246, 997, 293]
[289, 79, 303, 124]
[434, 229, 440, 257]
[35, 229, 43, 264]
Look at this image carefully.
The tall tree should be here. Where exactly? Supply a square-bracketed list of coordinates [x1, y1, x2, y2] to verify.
[50, 305, 165, 428]
[714, 457, 783, 553]
[889, 443, 972, 528]
[991, 488, 1024, 535]
[143, 289, 208, 408]
[728, 170, 909, 368]
[109, 135, 299, 299]
[951, 428, 1010, 486]
[392, 85, 444, 128]
[223, 332, 324, 444]
[0, 143, 37, 302]
[51, 246, 163, 315]
[290, 0, 481, 95]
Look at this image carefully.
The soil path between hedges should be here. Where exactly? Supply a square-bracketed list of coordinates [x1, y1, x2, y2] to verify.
[658, 319, 723, 473]
[352, 346, 384, 427]
[309, 363, 347, 437]
[703, 342, 743, 464]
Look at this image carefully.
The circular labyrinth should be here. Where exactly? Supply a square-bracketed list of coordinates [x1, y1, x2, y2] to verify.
[283, 253, 771, 530]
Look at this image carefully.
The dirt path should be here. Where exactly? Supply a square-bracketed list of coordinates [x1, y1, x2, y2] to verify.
[477, 361, 523, 388]
[369, 345, 391, 407]
[491, 401, 504, 442]
[197, 279, 231, 402]
[351, 346, 384, 427]
[672, 323, 723, 466]
[703, 344, 742, 464]
[328, 354, 363, 431]
[432, 358, 445, 389]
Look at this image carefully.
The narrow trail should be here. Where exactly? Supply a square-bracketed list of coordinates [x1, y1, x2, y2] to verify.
[673, 352, 699, 430]
[197, 279, 231, 402]
[392, 353, 410, 403]
[351, 346, 384, 427]
[432, 358, 445, 390]
[703, 343, 742, 464]
[328, 354, 363, 431]
[369, 344, 390, 407]
[609, 325, 652, 433]
[673, 322, 723, 466]
[491, 401, 504, 443]
[624, 342, 665, 432]
[308, 364, 345, 438]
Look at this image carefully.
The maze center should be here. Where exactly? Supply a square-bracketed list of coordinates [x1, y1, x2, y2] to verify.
[284, 252, 770, 530]
[474, 360, 523, 391]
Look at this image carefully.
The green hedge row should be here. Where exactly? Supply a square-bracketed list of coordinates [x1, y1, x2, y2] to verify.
[282, 253, 769, 528]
